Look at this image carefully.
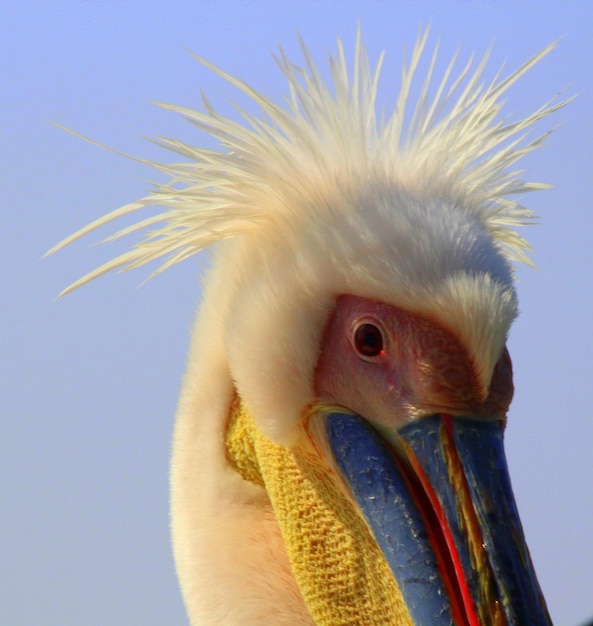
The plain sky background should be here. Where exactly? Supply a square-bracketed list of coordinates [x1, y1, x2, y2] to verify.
[3, 1, 592, 625]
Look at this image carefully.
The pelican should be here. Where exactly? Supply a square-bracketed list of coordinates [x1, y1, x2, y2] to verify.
[49, 30, 569, 625]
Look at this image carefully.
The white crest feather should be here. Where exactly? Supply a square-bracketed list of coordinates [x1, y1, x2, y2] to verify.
[48, 29, 569, 296]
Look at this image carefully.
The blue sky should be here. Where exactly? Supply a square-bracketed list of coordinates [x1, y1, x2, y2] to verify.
[3, 1, 592, 624]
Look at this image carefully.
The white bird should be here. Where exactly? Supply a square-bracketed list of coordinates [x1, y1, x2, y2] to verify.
[49, 29, 570, 625]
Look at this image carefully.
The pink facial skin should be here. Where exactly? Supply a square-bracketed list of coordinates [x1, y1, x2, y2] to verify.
[314, 294, 513, 431]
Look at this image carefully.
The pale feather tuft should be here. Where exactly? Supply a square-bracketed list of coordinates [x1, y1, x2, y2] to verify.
[49, 29, 569, 296]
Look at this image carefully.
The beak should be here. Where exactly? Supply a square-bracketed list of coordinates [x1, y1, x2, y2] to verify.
[324, 411, 551, 626]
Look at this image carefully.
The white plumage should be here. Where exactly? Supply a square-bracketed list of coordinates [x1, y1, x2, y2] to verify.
[50, 29, 569, 624]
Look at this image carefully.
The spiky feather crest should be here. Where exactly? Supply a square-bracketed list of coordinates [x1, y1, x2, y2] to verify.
[50, 30, 569, 444]
[50, 29, 566, 287]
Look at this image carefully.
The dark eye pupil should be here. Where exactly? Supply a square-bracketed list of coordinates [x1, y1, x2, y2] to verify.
[354, 324, 384, 357]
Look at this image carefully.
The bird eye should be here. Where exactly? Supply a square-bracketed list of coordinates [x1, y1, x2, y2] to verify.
[353, 323, 384, 357]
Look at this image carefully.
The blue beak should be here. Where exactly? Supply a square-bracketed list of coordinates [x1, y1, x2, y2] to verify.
[326, 412, 551, 626]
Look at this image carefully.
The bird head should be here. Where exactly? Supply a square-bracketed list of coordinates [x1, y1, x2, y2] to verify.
[49, 29, 570, 625]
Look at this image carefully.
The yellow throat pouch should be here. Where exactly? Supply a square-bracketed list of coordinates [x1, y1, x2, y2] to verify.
[225, 398, 412, 626]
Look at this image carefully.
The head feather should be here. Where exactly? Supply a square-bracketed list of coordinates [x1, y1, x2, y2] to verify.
[48, 28, 569, 296]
